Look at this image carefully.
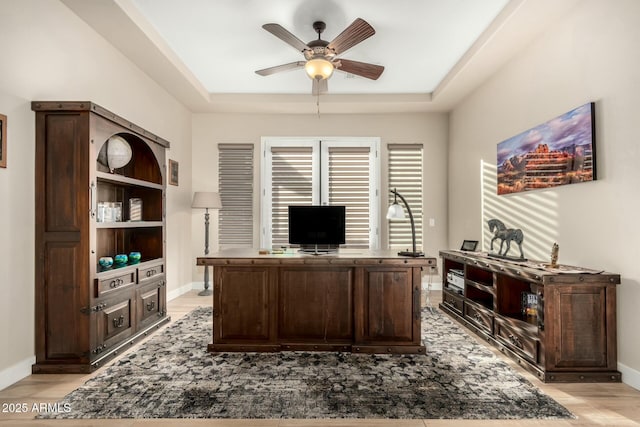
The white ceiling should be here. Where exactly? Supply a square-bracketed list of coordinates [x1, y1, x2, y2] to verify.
[129, 0, 508, 95]
[61, 0, 580, 113]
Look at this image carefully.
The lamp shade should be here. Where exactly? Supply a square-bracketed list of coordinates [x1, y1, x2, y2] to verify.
[192, 192, 222, 209]
[386, 203, 406, 220]
[305, 58, 335, 80]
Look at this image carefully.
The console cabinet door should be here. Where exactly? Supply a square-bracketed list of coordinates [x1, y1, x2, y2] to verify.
[355, 267, 421, 345]
[214, 267, 277, 344]
[546, 285, 614, 370]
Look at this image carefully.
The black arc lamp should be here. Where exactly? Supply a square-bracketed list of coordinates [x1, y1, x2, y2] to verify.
[387, 188, 424, 257]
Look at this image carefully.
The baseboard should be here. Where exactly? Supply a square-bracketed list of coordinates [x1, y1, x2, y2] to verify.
[167, 282, 199, 301]
[618, 362, 640, 391]
[422, 277, 442, 291]
[0, 356, 35, 392]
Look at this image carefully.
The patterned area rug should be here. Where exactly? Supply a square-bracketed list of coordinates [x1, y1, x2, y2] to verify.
[39, 306, 573, 419]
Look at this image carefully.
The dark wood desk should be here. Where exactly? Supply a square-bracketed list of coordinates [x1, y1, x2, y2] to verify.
[197, 249, 436, 354]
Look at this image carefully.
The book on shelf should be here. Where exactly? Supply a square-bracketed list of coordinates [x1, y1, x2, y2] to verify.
[521, 292, 538, 317]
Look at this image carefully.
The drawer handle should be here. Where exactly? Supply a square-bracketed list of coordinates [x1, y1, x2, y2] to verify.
[109, 278, 125, 288]
[146, 301, 156, 312]
[473, 313, 482, 322]
[113, 315, 125, 328]
[146, 269, 158, 278]
[508, 334, 523, 349]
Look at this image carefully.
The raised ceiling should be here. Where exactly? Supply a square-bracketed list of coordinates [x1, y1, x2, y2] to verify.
[61, 0, 579, 113]
[130, 0, 508, 95]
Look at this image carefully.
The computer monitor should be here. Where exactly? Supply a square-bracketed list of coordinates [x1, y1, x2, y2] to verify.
[288, 205, 346, 252]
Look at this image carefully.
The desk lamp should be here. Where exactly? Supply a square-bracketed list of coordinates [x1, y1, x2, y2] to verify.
[387, 188, 424, 257]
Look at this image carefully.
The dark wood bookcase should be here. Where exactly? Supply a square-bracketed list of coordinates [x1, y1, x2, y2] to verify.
[439, 250, 621, 383]
[32, 101, 170, 373]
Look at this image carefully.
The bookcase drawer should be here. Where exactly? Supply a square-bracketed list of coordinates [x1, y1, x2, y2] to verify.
[138, 262, 164, 285]
[95, 271, 136, 298]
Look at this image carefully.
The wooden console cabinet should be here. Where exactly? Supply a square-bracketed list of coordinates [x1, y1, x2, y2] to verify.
[439, 250, 621, 382]
[197, 250, 435, 354]
[32, 101, 170, 373]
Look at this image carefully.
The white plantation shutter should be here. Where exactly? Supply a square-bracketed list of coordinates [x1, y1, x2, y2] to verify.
[270, 146, 315, 246]
[388, 144, 423, 250]
[218, 144, 254, 247]
[261, 138, 379, 249]
[327, 146, 371, 249]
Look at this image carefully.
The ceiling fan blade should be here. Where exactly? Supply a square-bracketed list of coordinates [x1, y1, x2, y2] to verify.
[255, 61, 305, 76]
[336, 59, 384, 80]
[262, 23, 309, 53]
[312, 78, 328, 95]
[327, 18, 375, 55]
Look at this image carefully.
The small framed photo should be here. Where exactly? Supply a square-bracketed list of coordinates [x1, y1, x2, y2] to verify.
[0, 113, 7, 168]
[168, 159, 179, 186]
[460, 240, 478, 251]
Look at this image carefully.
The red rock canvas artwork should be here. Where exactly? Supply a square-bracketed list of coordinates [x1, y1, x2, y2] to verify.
[497, 103, 596, 195]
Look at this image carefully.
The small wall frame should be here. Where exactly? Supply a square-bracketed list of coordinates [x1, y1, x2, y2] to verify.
[0, 114, 7, 168]
[168, 159, 178, 186]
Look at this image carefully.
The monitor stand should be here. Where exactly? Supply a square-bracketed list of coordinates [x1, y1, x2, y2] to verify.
[298, 243, 339, 255]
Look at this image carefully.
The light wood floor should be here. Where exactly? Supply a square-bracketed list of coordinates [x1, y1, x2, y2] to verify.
[1, 290, 639, 427]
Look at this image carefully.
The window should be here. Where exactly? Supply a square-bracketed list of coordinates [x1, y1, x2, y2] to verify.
[388, 144, 423, 250]
[269, 145, 317, 246]
[325, 146, 374, 249]
[262, 138, 379, 249]
[218, 144, 254, 248]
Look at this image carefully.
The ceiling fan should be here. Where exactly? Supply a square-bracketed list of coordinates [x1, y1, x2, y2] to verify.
[255, 18, 384, 95]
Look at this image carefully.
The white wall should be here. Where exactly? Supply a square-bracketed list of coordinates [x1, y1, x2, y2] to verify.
[448, 0, 640, 388]
[191, 112, 448, 281]
[0, 0, 192, 389]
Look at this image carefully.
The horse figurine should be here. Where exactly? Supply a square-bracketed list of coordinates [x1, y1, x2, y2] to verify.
[487, 219, 525, 260]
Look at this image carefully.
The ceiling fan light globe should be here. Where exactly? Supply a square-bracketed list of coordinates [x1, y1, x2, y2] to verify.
[305, 58, 334, 80]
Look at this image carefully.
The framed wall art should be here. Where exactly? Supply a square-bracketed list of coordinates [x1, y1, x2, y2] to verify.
[168, 159, 179, 186]
[496, 102, 596, 195]
[0, 114, 6, 168]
